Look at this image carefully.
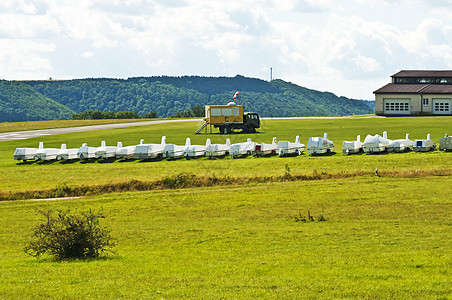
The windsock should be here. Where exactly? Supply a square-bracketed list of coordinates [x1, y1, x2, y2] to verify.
[232, 91, 240, 100]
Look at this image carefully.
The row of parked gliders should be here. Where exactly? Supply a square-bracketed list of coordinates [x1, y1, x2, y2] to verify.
[13, 132, 452, 162]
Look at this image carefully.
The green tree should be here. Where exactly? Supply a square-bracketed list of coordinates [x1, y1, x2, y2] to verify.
[103, 111, 116, 119]
[143, 111, 158, 118]
[116, 111, 141, 119]
[191, 104, 204, 117]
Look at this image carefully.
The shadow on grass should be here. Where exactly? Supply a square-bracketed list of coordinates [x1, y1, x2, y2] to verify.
[118, 158, 137, 163]
[28, 255, 121, 264]
[308, 151, 336, 157]
[58, 159, 79, 165]
[278, 152, 302, 158]
[37, 160, 57, 165]
[97, 158, 120, 164]
[364, 151, 389, 156]
[80, 159, 97, 164]
[196, 131, 263, 136]
[138, 157, 165, 163]
[17, 160, 36, 165]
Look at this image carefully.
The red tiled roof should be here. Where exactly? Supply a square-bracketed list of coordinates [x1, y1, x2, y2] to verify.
[392, 70, 452, 78]
[374, 83, 452, 94]
[374, 83, 428, 94]
[421, 84, 452, 93]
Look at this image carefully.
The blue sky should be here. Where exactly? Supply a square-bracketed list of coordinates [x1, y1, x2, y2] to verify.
[1, 0, 452, 100]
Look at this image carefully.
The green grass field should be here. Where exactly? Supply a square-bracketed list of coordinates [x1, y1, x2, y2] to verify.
[1, 177, 451, 298]
[0, 117, 450, 194]
[0, 117, 451, 299]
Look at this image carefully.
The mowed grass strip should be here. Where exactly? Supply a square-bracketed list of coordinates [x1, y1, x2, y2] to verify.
[0, 176, 450, 299]
[1, 168, 451, 201]
[0, 117, 451, 194]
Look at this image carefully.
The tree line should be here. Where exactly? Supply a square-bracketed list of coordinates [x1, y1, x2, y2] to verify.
[71, 104, 204, 120]
[71, 110, 157, 120]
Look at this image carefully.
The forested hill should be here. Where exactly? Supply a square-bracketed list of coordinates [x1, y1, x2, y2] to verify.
[0, 81, 74, 122]
[1, 75, 373, 122]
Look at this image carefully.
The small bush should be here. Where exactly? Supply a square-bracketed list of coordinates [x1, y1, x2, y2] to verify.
[292, 210, 307, 222]
[290, 210, 327, 222]
[317, 214, 327, 222]
[24, 209, 115, 260]
[283, 163, 292, 180]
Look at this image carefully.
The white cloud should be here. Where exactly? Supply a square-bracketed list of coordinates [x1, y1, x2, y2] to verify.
[0, 7, 60, 39]
[353, 55, 382, 73]
[270, 0, 332, 12]
[0, 39, 54, 79]
[1, 0, 452, 99]
[82, 51, 95, 58]
[421, 0, 452, 7]
[0, 0, 43, 14]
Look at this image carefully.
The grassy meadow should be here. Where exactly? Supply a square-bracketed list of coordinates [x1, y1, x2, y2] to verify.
[0, 116, 451, 299]
[1, 177, 451, 298]
[0, 116, 450, 194]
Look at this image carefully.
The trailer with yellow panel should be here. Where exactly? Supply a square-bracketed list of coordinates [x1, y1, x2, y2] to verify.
[196, 102, 260, 134]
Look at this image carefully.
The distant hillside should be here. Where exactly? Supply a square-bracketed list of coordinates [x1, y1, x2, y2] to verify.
[0, 81, 74, 122]
[362, 100, 375, 110]
[1, 76, 373, 122]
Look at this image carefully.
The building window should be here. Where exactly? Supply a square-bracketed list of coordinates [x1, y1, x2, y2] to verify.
[422, 98, 429, 106]
[221, 108, 232, 116]
[384, 102, 410, 111]
[434, 102, 450, 112]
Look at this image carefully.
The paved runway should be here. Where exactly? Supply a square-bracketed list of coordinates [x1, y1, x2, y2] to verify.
[0, 119, 200, 142]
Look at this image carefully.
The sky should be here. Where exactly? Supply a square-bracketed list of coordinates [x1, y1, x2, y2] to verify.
[1, 0, 452, 100]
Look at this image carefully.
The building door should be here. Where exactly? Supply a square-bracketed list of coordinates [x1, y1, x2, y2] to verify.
[383, 99, 411, 115]
[432, 99, 451, 115]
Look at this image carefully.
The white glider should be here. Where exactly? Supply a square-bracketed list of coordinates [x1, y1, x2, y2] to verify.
[163, 138, 191, 158]
[307, 133, 334, 155]
[134, 136, 167, 160]
[116, 139, 145, 159]
[184, 138, 209, 158]
[77, 143, 97, 160]
[342, 135, 363, 155]
[95, 141, 122, 159]
[14, 145, 39, 161]
[57, 144, 79, 160]
[229, 138, 256, 158]
[276, 136, 305, 156]
[413, 134, 436, 152]
[254, 137, 277, 156]
[439, 133, 452, 151]
[363, 131, 391, 153]
[388, 134, 413, 152]
[205, 138, 231, 157]
[34, 142, 60, 161]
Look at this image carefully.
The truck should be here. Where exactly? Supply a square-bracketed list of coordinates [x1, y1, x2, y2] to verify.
[195, 102, 260, 134]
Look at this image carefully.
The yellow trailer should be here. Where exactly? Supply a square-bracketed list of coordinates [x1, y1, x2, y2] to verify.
[205, 103, 244, 124]
[196, 102, 260, 134]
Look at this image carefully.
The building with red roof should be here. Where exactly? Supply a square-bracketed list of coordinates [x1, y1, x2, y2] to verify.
[374, 70, 452, 116]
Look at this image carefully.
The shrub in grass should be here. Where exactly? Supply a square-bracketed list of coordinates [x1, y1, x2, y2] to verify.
[291, 210, 327, 222]
[284, 163, 292, 180]
[24, 209, 115, 260]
